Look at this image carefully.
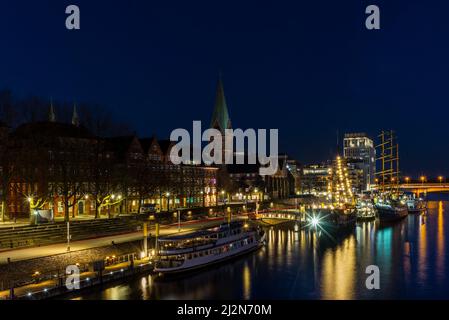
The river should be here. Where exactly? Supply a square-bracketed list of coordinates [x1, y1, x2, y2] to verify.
[70, 195, 449, 300]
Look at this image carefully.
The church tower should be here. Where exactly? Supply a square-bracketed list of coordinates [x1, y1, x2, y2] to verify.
[72, 104, 80, 127]
[210, 76, 232, 164]
[210, 76, 232, 133]
[48, 99, 56, 122]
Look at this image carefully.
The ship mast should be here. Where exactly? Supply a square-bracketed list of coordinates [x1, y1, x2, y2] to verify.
[375, 130, 400, 197]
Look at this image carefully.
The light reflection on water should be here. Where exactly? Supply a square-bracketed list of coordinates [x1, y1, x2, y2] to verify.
[71, 200, 449, 300]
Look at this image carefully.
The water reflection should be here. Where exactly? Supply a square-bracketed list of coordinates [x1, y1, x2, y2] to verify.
[72, 200, 449, 300]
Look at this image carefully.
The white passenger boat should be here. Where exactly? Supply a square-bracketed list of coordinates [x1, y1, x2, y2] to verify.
[154, 221, 266, 275]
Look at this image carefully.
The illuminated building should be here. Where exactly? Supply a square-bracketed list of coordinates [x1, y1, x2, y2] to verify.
[0, 106, 218, 220]
[343, 133, 375, 191]
[300, 162, 331, 196]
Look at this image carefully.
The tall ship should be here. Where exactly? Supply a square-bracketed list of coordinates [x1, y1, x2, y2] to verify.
[306, 155, 357, 231]
[154, 221, 266, 275]
[374, 130, 408, 222]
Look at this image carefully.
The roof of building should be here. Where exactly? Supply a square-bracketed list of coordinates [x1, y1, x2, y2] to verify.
[11, 121, 94, 139]
[139, 136, 159, 153]
[104, 136, 137, 159]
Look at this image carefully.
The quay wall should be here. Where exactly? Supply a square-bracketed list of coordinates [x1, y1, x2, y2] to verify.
[0, 240, 144, 291]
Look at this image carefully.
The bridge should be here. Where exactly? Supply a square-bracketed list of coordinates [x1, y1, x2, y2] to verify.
[399, 183, 449, 194]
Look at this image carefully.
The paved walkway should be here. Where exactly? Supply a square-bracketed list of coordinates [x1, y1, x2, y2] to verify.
[0, 216, 241, 264]
[0, 216, 109, 228]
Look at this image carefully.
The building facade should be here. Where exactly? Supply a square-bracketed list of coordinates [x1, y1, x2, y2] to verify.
[300, 163, 331, 196]
[0, 107, 218, 220]
[343, 133, 376, 191]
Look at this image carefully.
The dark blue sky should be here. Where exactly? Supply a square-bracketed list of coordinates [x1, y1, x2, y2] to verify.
[0, 0, 448, 176]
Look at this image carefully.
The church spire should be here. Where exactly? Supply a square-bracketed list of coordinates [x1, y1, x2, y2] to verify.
[49, 98, 56, 122]
[72, 103, 80, 126]
[210, 74, 232, 133]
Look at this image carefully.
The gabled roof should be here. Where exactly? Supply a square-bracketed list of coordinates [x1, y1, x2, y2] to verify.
[139, 136, 160, 154]
[210, 77, 232, 133]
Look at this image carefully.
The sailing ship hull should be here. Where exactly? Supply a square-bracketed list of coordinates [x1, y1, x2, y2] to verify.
[334, 212, 357, 230]
[376, 205, 408, 222]
[356, 214, 376, 222]
[307, 209, 357, 233]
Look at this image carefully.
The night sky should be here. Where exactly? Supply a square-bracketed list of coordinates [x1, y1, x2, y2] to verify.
[0, 0, 448, 176]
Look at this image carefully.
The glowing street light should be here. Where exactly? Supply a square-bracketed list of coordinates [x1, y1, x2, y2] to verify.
[166, 192, 171, 212]
[405, 177, 410, 184]
[439, 176, 444, 185]
[420, 176, 426, 185]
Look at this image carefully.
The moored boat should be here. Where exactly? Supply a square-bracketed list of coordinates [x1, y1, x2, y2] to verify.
[375, 199, 408, 222]
[154, 221, 266, 275]
[405, 196, 427, 214]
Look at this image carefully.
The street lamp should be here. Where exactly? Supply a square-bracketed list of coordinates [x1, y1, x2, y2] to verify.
[439, 176, 444, 185]
[420, 176, 426, 185]
[166, 192, 170, 212]
[221, 190, 225, 204]
[405, 177, 410, 184]
[200, 190, 205, 207]
[254, 188, 259, 215]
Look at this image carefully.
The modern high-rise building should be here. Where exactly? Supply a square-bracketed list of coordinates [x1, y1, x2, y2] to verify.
[300, 163, 331, 196]
[343, 133, 376, 191]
